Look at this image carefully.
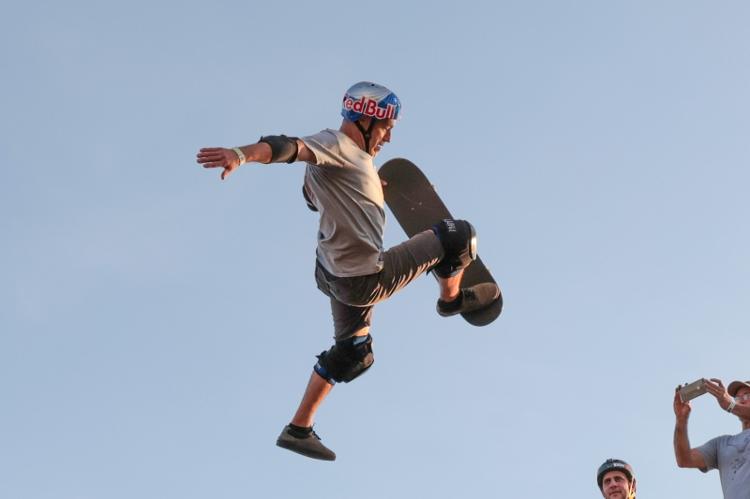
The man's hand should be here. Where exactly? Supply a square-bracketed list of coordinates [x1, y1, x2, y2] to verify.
[674, 386, 692, 421]
[196, 147, 241, 180]
[704, 378, 733, 411]
[673, 386, 709, 470]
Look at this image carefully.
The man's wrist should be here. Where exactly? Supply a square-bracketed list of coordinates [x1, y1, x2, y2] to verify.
[232, 147, 246, 165]
[727, 400, 736, 414]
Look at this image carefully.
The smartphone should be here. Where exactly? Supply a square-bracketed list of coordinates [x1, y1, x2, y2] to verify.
[679, 378, 708, 402]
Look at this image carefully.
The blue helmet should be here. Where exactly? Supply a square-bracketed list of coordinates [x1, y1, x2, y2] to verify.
[341, 81, 401, 122]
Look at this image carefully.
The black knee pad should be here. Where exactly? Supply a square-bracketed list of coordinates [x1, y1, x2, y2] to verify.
[314, 335, 374, 384]
[432, 219, 477, 278]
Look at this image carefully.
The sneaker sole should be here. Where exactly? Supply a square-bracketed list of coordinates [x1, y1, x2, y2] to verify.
[276, 438, 336, 461]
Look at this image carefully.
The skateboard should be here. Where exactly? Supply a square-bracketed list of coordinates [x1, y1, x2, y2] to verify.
[378, 158, 502, 326]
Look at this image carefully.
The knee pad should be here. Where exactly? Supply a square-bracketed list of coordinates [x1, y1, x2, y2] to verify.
[313, 335, 374, 384]
[432, 219, 477, 278]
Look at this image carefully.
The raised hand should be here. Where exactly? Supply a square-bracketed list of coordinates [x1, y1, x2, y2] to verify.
[674, 387, 692, 420]
[704, 378, 733, 411]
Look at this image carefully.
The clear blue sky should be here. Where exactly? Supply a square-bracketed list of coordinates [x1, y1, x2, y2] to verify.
[2, 1, 749, 498]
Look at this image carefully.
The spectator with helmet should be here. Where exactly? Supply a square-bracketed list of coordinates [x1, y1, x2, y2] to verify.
[196, 82, 499, 461]
[597, 459, 637, 499]
[673, 378, 750, 498]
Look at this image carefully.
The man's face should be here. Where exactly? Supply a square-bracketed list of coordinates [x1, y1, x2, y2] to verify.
[736, 387, 750, 424]
[601, 471, 634, 499]
[735, 386, 750, 405]
[368, 118, 396, 156]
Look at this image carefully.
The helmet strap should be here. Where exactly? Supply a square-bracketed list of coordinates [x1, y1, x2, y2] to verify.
[354, 118, 376, 153]
[628, 478, 636, 499]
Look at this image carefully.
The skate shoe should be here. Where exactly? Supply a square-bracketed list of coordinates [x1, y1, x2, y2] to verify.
[276, 425, 336, 461]
[437, 283, 500, 317]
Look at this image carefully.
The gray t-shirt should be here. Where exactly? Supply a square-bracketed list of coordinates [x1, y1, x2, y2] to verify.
[697, 429, 750, 499]
[301, 129, 385, 277]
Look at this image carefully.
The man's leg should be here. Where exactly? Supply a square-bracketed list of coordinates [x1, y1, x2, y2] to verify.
[277, 323, 371, 461]
[289, 326, 369, 428]
[277, 373, 337, 461]
[364, 228, 497, 316]
[435, 267, 499, 317]
[290, 370, 334, 428]
[277, 283, 374, 461]
[437, 271, 463, 302]
[431, 221, 499, 316]
[277, 367, 339, 462]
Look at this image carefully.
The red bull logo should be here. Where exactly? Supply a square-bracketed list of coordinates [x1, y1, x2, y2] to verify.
[342, 96, 397, 120]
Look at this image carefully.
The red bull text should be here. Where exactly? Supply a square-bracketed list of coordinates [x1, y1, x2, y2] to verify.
[343, 96, 397, 120]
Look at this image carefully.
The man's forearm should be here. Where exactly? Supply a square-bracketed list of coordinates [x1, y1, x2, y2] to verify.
[236, 142, 273, 164]
[674, 418, 693, 467]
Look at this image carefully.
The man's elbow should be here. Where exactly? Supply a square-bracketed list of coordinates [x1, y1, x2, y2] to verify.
[675, 458, 691, 468]
[675, 454, 702, 469]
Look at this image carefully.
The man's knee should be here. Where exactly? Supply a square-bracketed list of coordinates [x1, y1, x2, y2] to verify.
[313, 334, 374, 384]
[432, 219, 477, 278]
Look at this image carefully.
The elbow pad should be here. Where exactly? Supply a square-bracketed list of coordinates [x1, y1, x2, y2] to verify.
[258, 135, 299, 163]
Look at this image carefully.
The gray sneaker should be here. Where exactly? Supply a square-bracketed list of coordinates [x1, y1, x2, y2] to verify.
[276, 425, 336, 461]
[437, 283, 500, 317]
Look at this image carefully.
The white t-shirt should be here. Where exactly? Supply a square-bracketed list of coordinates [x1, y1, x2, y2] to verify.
[301, 129, 385, 277]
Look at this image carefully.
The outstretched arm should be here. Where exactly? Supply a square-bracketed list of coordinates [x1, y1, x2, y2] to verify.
[673, 388, 707, 469]
[196, 138, 315, 180]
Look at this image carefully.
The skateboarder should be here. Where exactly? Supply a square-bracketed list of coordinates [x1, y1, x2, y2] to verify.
[196, 81, 500, 461]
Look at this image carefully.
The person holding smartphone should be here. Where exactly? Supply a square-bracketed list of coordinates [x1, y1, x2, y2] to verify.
[673, 378, 750, 498]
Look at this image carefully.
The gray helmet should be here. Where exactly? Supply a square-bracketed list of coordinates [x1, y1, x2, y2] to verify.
[597, 458, 635, 490]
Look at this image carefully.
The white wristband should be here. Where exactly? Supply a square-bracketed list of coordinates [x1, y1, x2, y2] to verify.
[727, 401, 736, 413]
[232, 147, 246, 165]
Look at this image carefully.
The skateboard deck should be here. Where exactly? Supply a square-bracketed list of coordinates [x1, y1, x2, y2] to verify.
[379, 158, 502, 326]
